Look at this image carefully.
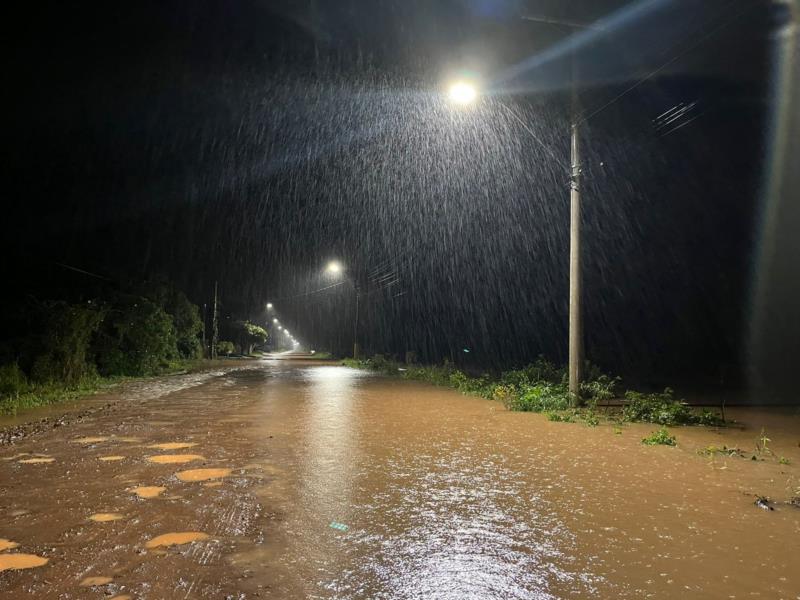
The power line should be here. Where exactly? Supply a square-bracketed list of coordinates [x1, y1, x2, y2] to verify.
[577, 0, 752, 125]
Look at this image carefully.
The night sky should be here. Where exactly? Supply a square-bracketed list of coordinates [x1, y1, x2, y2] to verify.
[6, 0, 796, 393]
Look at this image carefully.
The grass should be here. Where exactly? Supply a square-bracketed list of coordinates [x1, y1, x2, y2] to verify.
[0, 358, 223, 416]
[341, 355, 725, 432]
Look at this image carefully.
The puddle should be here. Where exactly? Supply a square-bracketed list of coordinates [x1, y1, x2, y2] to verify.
[132, 486, 166, 499]
[145, 532, 210, 548]
[73, 437, 108, 444]
[114, 437, 142, 443]
[0, 553, 49, 571]
[99, 456, 126, 462]
[8, 509, 29, 517]
[80, 576, 113, 586]
[203, 481, 223, 488]
[146, 454, 204, 464]
[176, 468, 232, 482]
[89, 513, 124, 522]
[18, 457, 55, 464]
[3, 453, 30, 461]
[110, 596, 132, 600]
[0, 539, 20, 551]
[147, 442, 198, 450]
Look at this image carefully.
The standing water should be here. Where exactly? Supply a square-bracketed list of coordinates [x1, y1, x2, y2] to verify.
[0, 362, 798, 598]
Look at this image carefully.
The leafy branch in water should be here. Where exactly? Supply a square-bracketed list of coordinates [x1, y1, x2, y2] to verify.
[642, 427, 677, 446]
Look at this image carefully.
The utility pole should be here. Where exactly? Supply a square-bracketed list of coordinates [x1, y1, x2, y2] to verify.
[568, 54, 583, 401]
[353, 286, 360, 359]
[202, 303, 207, 358]
[520, 13, 595, 402]
[211, 281, 219, 359]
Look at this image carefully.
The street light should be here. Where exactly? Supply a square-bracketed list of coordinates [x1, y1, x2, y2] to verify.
[447, 81, 478, 105]
[266, 302, 273, 309]
[324, 260, 361, 359]
[446, 57, 584, 401]
[273, 318, 278, 324]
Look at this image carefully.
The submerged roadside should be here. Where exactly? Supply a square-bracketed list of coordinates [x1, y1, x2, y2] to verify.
[0, 358, 262, 444]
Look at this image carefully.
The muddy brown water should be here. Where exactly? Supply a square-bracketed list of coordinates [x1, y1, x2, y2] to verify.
[1, 361, 799, 598]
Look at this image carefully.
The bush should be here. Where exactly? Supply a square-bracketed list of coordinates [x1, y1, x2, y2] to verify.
[94, 296, 177, 376]
[500, 357, 565, 388]
[217, 341, 235, 356]
[504, 383, 571, 412]
[622, 388, 693, 425]
[546, 411, 574, 423]
[642, 427, 677, 446]
[0, 363, 28, 397]
[29, 301, 105, 385]
[142, 283, 204, 359]
[581, 374, 620, 407]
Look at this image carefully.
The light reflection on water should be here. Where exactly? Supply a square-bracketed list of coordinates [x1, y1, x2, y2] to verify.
[259, 366, 597, 599]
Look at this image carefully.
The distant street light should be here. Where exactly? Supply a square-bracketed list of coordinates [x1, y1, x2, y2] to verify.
[273, 318, 278, 324]
[446, 23, 586, 400]
[324, 261, 361, 359]
[266, 302, 273, 309]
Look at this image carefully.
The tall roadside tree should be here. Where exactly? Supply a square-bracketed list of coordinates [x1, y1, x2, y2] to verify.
[232, 321, 268, 356]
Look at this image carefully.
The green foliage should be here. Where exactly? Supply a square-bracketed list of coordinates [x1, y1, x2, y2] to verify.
[30, 301, 106, 385]
[583, 412, 600, 427]
[546, 411, 574, 423]
[695, 409, 725, 426]
[217, 341, 235, 356]
[94, 296, 177, 376]
[500, 356, 565, 388]
[755, 428, 772, 456]
[580, 374, 620, 406]
[642, 427, 677, 446]
[232, 321, 268, 355]
[622, 388, 692, 425]
[697, 445, 744, 458]
[504, 383, 571, 412]
[0, 363, 29, 397]
[449, 370, 494, 397]
[779, 456, 791, 465]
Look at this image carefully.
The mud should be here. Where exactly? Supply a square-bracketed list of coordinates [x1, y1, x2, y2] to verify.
[0, 361, 798, 598]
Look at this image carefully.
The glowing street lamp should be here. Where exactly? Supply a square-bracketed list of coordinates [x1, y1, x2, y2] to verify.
[447, 81, 478, 105]
[273, 318, 278, 324]
[445, 60, 584, 401]
[266, 302, 273, 309]
[323, 260, 360, 359]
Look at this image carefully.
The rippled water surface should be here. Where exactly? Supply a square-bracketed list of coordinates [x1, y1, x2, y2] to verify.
[1, 361, 798, 598]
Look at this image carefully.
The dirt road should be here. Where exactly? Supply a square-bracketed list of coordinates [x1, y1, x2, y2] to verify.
[1, 361, 799, 598]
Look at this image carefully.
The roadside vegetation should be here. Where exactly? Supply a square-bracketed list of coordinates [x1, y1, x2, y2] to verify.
[342, 355, 726, 430]
[0, 284, 221, 415]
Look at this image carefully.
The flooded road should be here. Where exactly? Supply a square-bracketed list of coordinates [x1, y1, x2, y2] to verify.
[1, 361, 799, 599]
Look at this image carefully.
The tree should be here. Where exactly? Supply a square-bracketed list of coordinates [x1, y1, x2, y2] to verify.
[142, 283, 203, 359]
[93, 295, 177, 376]
[30, 301, 106, 385]
[232, 321, 268, 355]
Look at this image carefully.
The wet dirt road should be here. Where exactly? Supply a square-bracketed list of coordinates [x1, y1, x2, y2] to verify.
[1, 361, 799, 599]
